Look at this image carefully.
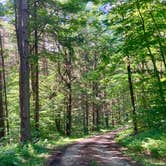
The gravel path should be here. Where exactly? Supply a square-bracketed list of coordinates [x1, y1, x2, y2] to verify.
[45, 129, 140, 166]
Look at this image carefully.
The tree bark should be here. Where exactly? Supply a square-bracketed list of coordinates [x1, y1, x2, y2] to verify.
[104, 99, 109, 129]
[65, 48, 73, 136]
[16, 0, 31, 142]
[92, 53, 100, 131]
[0, 32, 9, 136]
[66, 83, 72, 136]
[82, 90, 89, 134]
[127, 56, 138, 135]
[0, 32, 5, 139]
[31, 0, 39, 134]
[85, 91, 89, 134]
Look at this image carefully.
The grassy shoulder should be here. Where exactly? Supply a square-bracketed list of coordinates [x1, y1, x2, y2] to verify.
[116, 127, 166, 166]
[0, 137, 80, 166]
[0, 129, 110, 166]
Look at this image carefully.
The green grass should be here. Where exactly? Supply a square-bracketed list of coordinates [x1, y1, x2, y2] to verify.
[0, 136, 82, 166]
[0, 129, 111, 166]
[89, 159, 99, 166]
[116, 128, 166, 166]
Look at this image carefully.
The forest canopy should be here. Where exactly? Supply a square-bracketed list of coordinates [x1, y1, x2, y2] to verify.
[0, 0, 165, 165]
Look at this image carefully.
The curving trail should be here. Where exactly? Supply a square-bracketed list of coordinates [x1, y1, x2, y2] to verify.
[45, 129, 141, 166]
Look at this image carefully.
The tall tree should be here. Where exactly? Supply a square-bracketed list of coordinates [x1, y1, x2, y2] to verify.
[30, 0, 39, 135]
[0, 32, 5, 139]
[16, 0, 31, 142]
[0, 30, 9, 136]
[126, 56, 138, 135]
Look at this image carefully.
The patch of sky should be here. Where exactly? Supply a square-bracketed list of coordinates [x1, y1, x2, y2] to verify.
[99, 3, 113, 15]
[0, 0, 7, 4]
[85, 1, 94, 11]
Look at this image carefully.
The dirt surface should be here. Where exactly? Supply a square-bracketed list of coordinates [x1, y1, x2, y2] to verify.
[45, 129, 140, 166]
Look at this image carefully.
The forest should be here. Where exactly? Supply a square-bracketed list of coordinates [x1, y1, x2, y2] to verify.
[0, 0, 165, 166]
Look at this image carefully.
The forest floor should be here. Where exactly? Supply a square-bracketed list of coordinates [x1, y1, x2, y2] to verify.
[45, 128, 140, 166]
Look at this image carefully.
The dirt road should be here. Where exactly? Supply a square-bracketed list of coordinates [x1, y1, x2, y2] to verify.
[45, 129, 140, 166]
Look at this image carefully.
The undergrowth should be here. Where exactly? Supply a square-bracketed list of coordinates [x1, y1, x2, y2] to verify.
[0, 136, 81, 166]
[116, 128, 166, 166]
[0, 129, 110, 166]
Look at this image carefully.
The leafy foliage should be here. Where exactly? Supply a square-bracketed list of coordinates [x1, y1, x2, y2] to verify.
[0, 0, 165, 165]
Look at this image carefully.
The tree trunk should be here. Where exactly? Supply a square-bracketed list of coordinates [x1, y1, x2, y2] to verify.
[0, 32, 9, 136]
[127, 56, 138, 135]
[141, 62, 148, 109]
[0, 32, 5, 139]
[66, 83, 72, 136]
[85, 92, 89, 134]
[16, 0, 31, 142]
[93, 82, 99, 131]
[92, 53, 100, 131]
[65, 48, 73, 136]
[31, 0, 39, 135]
[117, 95, 121, 124]
[105, 102, 109, 129]
[83, 94, 86, 134]
[92, 97, 95, 131]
